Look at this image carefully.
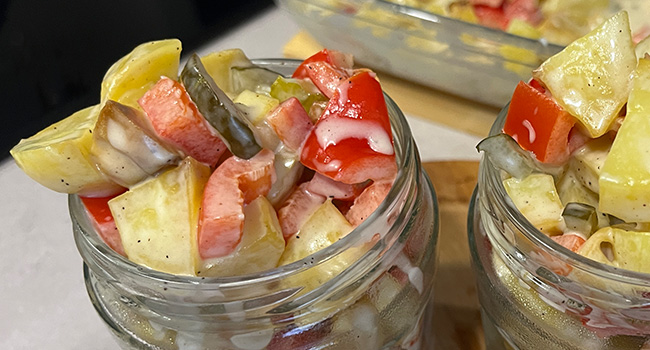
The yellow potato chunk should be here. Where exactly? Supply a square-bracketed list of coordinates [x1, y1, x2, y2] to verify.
[101, 39, 182, 109]
[10, 105, 121, 196]
[578, 227, 650, 273]
[109, 157, 210, 275]
[199, 196, 285, 277]
[600, 58, 650, 222]
[279, 199, 362, 292]
[533, 11, 636, 138]
[503, 173, 564, 235]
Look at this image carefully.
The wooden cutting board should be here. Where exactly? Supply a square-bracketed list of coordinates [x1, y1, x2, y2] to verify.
[425, 161, 484, 350]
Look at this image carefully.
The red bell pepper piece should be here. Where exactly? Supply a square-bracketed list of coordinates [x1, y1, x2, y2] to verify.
[503, 81, 576, 164]
[300, 71, 397, 184]
[81, 192, 127, 256]
[138, 77, 227, 167]
[292, 49, 353, 80]
[267, 97, 313, 152]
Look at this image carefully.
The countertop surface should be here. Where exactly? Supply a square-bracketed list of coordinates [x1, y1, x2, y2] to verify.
[0, 5, 486, 349]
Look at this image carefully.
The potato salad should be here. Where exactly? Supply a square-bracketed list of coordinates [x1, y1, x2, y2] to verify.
[10, 42, 398, 278]
[384, 0, 647, 45]
[479, 10, 650, 340]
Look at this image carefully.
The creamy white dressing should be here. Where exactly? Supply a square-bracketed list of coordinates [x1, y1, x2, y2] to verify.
[395, 252, 424, 294]
[229, 329, 273, 350]
[522, 119, 537, 144]
[314, 117, 394, 155]
[106, 118, 130, 152]
[314, 159, 342, 174]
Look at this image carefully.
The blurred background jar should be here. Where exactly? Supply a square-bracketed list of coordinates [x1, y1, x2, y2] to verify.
[72, 59, 439, 350]
[469, 107, 650, 350]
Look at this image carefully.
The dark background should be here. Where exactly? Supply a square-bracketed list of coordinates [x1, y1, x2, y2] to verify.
[0, 0, 274, 159]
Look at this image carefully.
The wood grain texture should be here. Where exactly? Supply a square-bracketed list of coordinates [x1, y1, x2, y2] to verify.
[425, 161, 484, 350]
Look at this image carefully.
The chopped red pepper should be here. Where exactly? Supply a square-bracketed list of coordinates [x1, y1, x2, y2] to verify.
[81, 191, 127, 256]
[503, 81, 576, 164]
[291, 49, 353, 80]
[300, 71, 397, 184]
[139, 77, 227, 167]
[473, 4, 509, 30]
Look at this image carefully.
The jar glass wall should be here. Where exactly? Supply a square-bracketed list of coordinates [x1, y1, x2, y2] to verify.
[469, 107, 650, 350]
[71, 59, 439, 350]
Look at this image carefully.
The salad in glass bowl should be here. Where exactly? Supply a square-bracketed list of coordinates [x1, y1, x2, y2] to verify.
[471, 10, 650, 350]
[277, 0, 650, 107]
[10, 41, 439, 349]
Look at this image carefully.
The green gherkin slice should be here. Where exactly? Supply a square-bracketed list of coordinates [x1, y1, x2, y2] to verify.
[270, 76, 327, 119]
[561, 202, 598, 237]
[181, 53, 261, 159]
[476, 133, 536, 179]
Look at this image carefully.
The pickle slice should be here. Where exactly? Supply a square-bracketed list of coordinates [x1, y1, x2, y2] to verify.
[562, 202, 598, 237]
[477, 133, 536, 179]
[180, 53, 261, 159]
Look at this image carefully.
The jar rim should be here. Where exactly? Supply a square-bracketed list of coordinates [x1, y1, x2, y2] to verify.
[71, 58, 425, 290]
[481, 103, 650, 287]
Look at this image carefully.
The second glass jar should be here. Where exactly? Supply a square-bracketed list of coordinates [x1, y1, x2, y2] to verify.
[469, 106, 650, 350]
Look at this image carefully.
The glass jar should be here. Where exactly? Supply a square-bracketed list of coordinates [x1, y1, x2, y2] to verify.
[71, 59, 439, 350]
[469, 106, 650, 350]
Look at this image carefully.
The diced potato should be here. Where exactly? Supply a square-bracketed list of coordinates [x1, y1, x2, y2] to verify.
[600, 58, 650, 222]
[10, 105, 121, 196]
[199, 196, 285, 277]
[569, 136, 611, 194]
[503, 173, 564, 235]
[278, 199, 362, 292]
[533, 11, 636, 138]
[109, 157, 210, 275]
[448, 3, 477, 23]
[328, 299, 381, 349]
[506, 18, 542, 40]
[578, 227, 650, 273]
[234, 90, 280, 125]
[635, 35, 650, 60]
[279, 199, 352, 263]
[101, 39, 182, 109]
[367, 272, 402, 314]
[233, 90, 281, 151]
[200, 48, 253, 96]
[538, 0, 609, 46]
[539, 0, 608, 30]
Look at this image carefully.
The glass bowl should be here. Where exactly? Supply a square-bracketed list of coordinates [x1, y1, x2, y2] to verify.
[468, 106, 650, 349]
[72, 59, 440, 349]
[276, 0, 649, 107]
